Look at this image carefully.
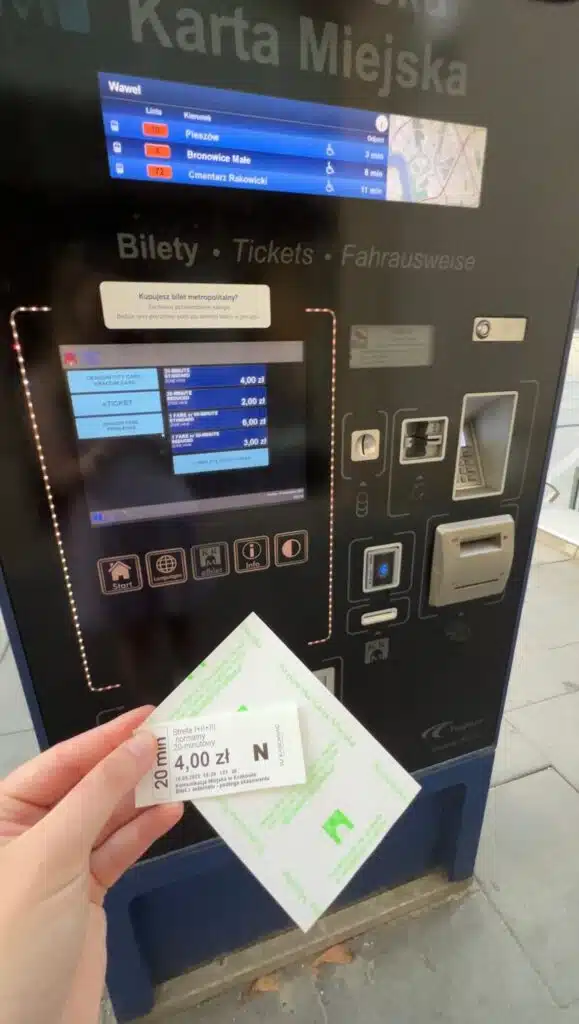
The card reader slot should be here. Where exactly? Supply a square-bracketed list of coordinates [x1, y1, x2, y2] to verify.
[361, 608, 399, 626]
[459, 534, 502, 556]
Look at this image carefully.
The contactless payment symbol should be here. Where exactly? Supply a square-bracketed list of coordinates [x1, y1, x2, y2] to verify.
[234, 536, 270, 574]
[192, 542, 230, 581]
[146, 548, 187, 588]
[274, 531, 309, 567]
[98, 555, 143, 596]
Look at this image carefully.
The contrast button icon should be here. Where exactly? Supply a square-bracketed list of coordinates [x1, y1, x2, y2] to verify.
[274, 531, 309, 567]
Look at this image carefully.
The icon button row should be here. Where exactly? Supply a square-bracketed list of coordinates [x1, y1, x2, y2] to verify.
[98, 532, 309, 595]
[98, 549, 188, 596]
[200, 531, 308, 577]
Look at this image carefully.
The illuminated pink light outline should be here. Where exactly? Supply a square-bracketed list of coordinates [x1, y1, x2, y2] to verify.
[305, 307, 337, 647]
[10, 306, 120, 693]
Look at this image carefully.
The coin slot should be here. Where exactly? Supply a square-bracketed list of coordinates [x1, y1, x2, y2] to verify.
[351, 428, 381, 462]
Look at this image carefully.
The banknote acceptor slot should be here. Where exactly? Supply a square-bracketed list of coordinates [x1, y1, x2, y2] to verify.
[429, 514, 515, 607]
[453, 392, 518, 500]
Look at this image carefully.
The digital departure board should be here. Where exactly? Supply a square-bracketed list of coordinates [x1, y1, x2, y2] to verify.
[98, 72, 487, 208]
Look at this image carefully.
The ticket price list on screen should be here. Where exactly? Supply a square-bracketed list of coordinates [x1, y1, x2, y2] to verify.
[99, 72, 390, 201]
[65, 363, 270, 475]
[164, 363, 270, 475]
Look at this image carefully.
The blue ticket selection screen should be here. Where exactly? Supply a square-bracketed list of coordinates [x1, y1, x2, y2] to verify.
[61, 341, 305, 526]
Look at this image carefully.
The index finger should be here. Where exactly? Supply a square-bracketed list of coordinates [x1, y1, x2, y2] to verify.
[0, 706, 154, 807]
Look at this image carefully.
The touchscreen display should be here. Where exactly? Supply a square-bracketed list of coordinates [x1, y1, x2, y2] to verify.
[98, 72, 487, 207]
[60, 341, 305, 526]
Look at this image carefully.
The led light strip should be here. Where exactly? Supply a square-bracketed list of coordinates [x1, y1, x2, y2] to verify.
[306, 307, 337, 647]
[9, 307, 121, 693]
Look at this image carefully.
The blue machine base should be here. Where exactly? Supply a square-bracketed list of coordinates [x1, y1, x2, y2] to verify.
[105, 746, 494, 1022]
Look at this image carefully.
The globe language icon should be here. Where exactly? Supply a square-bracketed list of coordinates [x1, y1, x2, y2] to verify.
[155, 554, 178, 575]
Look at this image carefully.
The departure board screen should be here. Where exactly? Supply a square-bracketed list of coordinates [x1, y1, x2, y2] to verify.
[98, 72, 487, 207]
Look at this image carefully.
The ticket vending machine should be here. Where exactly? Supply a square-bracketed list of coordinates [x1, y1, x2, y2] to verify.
[1, 0, 578, 1018]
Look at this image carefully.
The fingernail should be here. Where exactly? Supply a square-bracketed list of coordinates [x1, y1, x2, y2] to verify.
[125, 730, 156, 758]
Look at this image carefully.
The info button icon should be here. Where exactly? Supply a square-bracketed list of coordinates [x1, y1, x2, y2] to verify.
[234, 536, 270, 574]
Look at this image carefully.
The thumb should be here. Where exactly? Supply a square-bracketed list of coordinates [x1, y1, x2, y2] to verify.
[44, 730, 157, 861]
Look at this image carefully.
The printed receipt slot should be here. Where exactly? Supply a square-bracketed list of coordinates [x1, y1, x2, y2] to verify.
[429, 516, 516, 607]
[1, 1, 579, 1019]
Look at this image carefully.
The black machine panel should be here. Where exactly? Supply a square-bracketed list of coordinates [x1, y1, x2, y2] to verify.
[1, 0, 579, 855]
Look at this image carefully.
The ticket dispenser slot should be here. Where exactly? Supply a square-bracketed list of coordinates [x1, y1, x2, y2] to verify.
[453, 392, 518, 500]
[429, 515, 515, 607]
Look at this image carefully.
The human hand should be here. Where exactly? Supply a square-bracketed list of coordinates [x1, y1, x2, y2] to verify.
[0, 707, 183, 1024]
